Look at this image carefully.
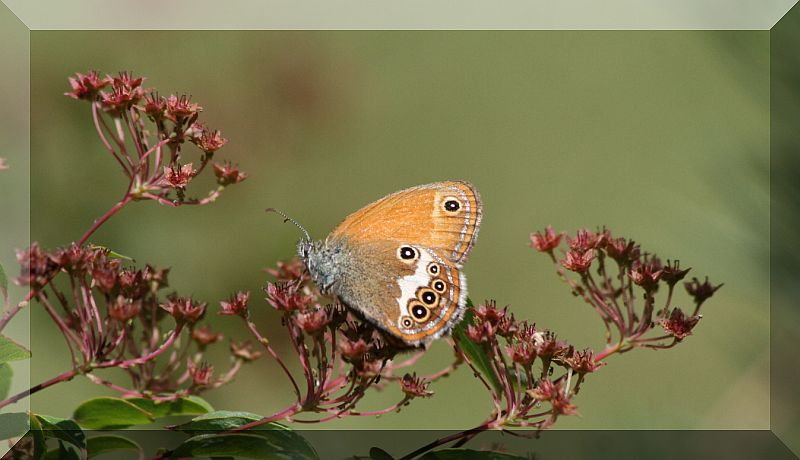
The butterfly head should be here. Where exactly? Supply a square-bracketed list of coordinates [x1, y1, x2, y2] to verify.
[298, 239, 343, 294]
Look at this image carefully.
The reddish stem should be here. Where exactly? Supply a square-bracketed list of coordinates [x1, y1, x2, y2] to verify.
[0, 290, 35, 332]
[245, 320, 302, 402]
[78, 195, 133, 246]
[0, 369, 80, 410]
[230, 403, 302, 432]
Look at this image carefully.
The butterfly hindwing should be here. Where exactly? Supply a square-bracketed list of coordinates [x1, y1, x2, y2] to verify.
[328, 181, 482, 266]
[329, 240, 466, 346]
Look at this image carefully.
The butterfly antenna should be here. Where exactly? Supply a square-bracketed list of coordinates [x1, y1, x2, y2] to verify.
[265, 208, 312, 242]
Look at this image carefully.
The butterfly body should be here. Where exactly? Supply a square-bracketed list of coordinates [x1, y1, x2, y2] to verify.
[297, 181, 482, 346]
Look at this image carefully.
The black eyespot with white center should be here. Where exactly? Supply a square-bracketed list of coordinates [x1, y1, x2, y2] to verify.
[401, 316, 413, 329]
[427, 263, 439, 276]
[432, 280, 446, 293]
[443, 199, 460, 212]
[397, 245, 418, 262]
[411, 304, 429, 321]
[420, 290, 437, 305]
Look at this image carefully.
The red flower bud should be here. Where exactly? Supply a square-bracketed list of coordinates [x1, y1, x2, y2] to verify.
[192, 326, 222, 346]
[560, 249, 595, 274]
[219, 291, 250, 317]
[230, 340, 263, 362]
[530, 226, 564, 253]
[213, 161, 247, 186]
[108, 296, 142, 322]
[160, 296, 206, 324]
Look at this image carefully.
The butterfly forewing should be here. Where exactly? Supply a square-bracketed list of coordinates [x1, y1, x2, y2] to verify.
[328, 181, 482, 266]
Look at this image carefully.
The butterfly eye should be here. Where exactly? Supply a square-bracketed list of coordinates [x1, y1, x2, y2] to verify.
[443, 197, 461, 212]
[432, 279, 446, 294]
[400, 316, 414, 329]
[409, 302, 431, 322]
[427, 263, 439, 276]
[418, 288, 439, 307]
[397, 245, 418, 263]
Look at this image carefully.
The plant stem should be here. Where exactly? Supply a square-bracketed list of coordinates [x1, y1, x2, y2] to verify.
[0, 290, 34, 332]
[246, 320, 302, 402]
[0, 369, 80, 410]
[399, 423, 488, 460]
[78, 195, 132, 246]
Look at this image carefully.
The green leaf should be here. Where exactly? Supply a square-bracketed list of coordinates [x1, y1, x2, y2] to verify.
[0, 412, 29, 440]
[171, 411, 318, 460]
[452, 299, 503, 394]
[73, 397, 154, 429]
[0, 262, 8, 302]
[35, 413, 86, 450]
[125, 395, 213, 419]
[28, 413, 47, 458]
[419, 448, 526, 460]
[168, 410, 264, 431]
[370, 447, 397, 460]
[43, 441, 81, 460]
[0, 335, 31, 364]
[0, 362, 12, 400]
[87, 435, 143, 459]
[172, 433, 317, 459]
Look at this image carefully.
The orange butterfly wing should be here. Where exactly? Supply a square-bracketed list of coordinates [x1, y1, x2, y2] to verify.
[328, 181, 482, 266]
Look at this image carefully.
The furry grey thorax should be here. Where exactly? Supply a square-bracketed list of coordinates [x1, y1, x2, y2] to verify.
[298, 239, 348, 294]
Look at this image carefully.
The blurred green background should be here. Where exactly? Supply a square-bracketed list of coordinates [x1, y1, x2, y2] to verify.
[25, 31, 769, 431]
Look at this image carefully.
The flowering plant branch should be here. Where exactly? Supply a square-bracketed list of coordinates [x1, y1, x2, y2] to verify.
[0, 70, 250, 417]
[215, 258, 458, 431]
[0, 69, 722, 460]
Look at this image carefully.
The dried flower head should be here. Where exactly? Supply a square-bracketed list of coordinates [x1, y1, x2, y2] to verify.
[562, 347, 602, 374]
[474, 300, 505, 326]
[295, 308, 330, 335]
[15, 243, 59, 288]
[189, 361, 214, 387]
[567, 229, 602, 253]
[339, 337, 370, 362]
[100, 73, 146, 111]
[192, 326, 223, 346]
[506, 342, 537, 366]
[534, 330, 567, 360]
[213, 162, 247, 186]
[219, 291, 250, 317]
[684, 277, 723, 305]
[65, 71, 110, 100]
[400, 373, 433, 398]
[659, 308, 701, 340]
[192, 126, 228, 153]
[161, 296, 206, 324]
[530, 226, 564, 253]
[660, 259, 691, 287]
[629, 258, 663, 291]
[266, 258, 306, 282]
[605, 236, 640, 264]
[50, 243, 90, 273]
[230, 341, 263, 362]
[166, 94, 202, 122]
[265, 282, 312, 312]
[143, 93, 167, 118]
[528, 379, 562, 402]
[108, 296, 142, 322]
[163, 163, 196, 189]
[561, 249, 595, 274]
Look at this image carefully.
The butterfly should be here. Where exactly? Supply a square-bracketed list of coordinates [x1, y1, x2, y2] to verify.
[274, 181, 482, 346]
